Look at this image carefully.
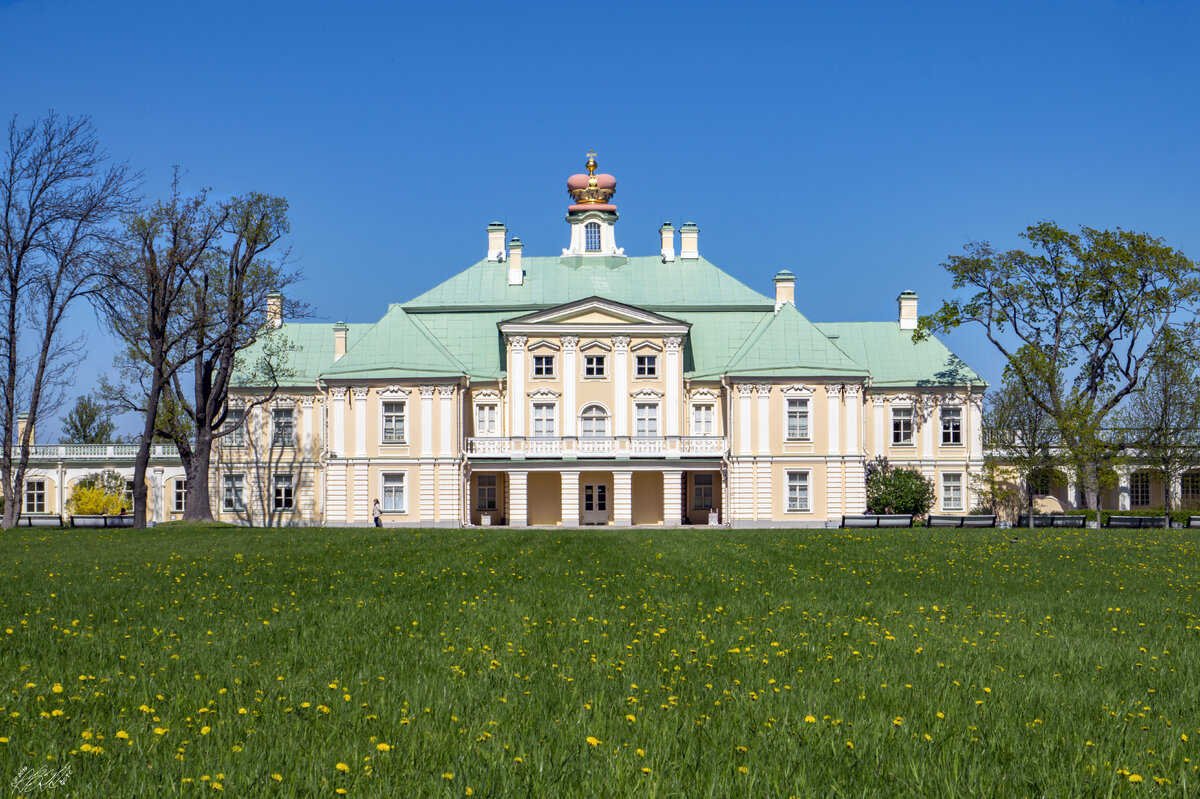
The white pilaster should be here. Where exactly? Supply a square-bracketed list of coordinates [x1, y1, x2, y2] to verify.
[300, 396, 314, 459]
[613, 470, 632, 525]
[756, 384, 771, 454]
[420, 463, 435, 521]
[737, 384, 753, 456]
[327, 462, 347, 522]
[613, 336, 630, 437]
[331, 387, 346, 456]
[509, 471, 528, 526]
[826, 385, 841, 456]
[1118, 470, 1131, 510]
[663, 469, 683, 525]
[509, 337, 526, 438]
[561, 470, 580, 526]
[921, 395, 935, 457]
[968, 393, 983, 460]
[845, 384, 860, 455]
[438, 385, 454, 456]
[420, 386, 434, 458]
[437, 463, 459, 521]
[562, 336, 578, 437]
[665, 337, 682, 437]
[152, 467, 164, 523]
[756, 460, 771, 520]
[827, 462, 843, 518]
[353, 463, 368, 522]
[873, 395, 885, 456]
[353, 387, 369, 457]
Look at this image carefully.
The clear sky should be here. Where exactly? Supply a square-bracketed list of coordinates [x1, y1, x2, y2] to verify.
[3, 0, 1199, 440]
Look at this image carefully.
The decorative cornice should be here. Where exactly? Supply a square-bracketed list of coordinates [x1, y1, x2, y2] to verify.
[612, 335, 630, 352]
[737, 384, 755, 398]
[631, 340, 663, 353]
[871, 394, 886, 407]
[844, 384, 862, 398]
[298, 396, 316, 408]
[528, 338, 561, 352]
[631, 388, 664, 399]
[329, 387, 347, 399]
[473, 389, 501, 401]
[437, 385, 455, 398]
[379, 385, 411, 397]
[781, 383, 813, 396]
[418, 385, 436, 398]
[690, 388, 721, 401]
[560, 335, 579, 352]
[940, 392, 963, 406]
[580, 339, 612, 352]
[509, 335, 527, 350]
[664, 336, 682, 352]
[756, 384, 772, 397]
[351, 386, 370, 400]
[528, 388, 562, 399]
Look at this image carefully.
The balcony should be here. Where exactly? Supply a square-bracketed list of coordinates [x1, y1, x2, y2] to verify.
[465, 436, 726, 460]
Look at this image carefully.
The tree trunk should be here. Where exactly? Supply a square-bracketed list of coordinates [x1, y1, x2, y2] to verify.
[182, 425, 215, 522]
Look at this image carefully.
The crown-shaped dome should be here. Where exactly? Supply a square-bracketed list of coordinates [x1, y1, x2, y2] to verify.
[567, 152, 617, 212]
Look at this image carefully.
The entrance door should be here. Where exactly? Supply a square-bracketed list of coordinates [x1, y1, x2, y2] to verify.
[582, 484, 608, 525]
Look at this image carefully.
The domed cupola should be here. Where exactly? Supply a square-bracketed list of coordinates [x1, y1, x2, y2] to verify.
[563, 152, 623, 256]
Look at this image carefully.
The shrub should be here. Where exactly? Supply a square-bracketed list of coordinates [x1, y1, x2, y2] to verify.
[865, 456, 935, 517]
[65, 484, 124, 515]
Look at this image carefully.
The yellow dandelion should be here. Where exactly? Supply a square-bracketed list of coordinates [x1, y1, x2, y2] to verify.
[200, 726, 211, 735]
[641, 767, 651, 774]
[893, 717, 903, 726]
[0, 737, 8, 744]
[936, 712, 945, 719]
[1184, 734, 1190, 742]
[336, 790, 347, 796]
[805, 715, 816, 723]
[336, 762, 350, 773]
[271, 774, 282, 782]
[465, 789, 474, 797]
[625, 714, 636, 722]
[376, 742, 391, 752]
[846, 741, 854, 749]
[52, 683, 63, 693]
[115, 731, 129, 740]
[636, 748, 645, 757]
[738, 766, 748, 774]
[442, 772, 454, 780]
[1129, 774, 1143, 783]
[513, 756, 523, 764]
[211, 783, 223, 791]
[924, 734, 932, 741]
[586, 736, 602, 747]
[154, 727, 168, 735]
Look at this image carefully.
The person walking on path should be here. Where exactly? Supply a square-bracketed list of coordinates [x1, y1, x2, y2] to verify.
[372, 499, 383, 527]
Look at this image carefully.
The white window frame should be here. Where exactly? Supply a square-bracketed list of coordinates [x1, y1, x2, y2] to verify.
[476, 473, 497, 511]
[583, 354, 606, 378]
[584, 221, 601, 252]
[691, 403, 715, 436]
[1183, 472, 1200, 503]
[635, 354, 658, 378]
[223, 407, 245, 447]
[785, 398, 810, 441]
[579, 403, 609, 438]
[174, 479, 186, 513]
[381, 400, 407, 444]
[1130, 472, 1150, 507]
[532, 402, 557, 438]
[25, 479, 46, 514]
[634, 402, 660, 437]
[273, 473, 294, 510]
[381, 472, 406, 512]
[891, 406, 914, 446]
[532, 354, 555, 378]
[940, 406, 962, 446]
[786, 470, 810, 512]
[272, 406, 295, 447]
[693, 473, 714, 510]
[941, 472, 963, 511]
[222, 474, 245, 512]
[475, 402, 498, 436]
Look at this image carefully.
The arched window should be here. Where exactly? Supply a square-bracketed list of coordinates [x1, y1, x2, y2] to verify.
[580, 404, 609, 437]
[585, 221, 601, 252]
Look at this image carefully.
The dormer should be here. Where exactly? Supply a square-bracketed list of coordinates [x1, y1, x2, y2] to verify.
[562, 152, 624, 257]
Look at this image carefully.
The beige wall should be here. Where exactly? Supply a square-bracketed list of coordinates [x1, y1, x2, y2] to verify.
[632, 471, 663, 525]
[528, 472, 562, 526]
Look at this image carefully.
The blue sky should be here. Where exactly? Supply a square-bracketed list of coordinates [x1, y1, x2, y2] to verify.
[3, 0, 1199, 439]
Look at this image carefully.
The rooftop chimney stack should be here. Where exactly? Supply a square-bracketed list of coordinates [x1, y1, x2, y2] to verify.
[507, 238, 524, 286]
[679, 222, 699, 260]
[16, 413, 33, 446]
[897, 290, 919, 330]
[266, 291, 283, 329]
[659, 222, 675, 263]
[333, 321, 348, 361]
[773, 270, 796, 313]
[487, 222, 507, 262]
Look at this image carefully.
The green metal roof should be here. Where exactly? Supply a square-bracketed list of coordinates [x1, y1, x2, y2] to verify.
[407, 311, 510, 380]
[319, 305, 468, 380]
[815, 322, 986, 387]
[718, 304, 869, 379]
[403, 255, 774, 311]
[232, 323, 371, 387]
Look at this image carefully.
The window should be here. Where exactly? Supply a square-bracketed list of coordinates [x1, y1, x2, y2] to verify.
[1131, 472, 1150, 507]
[1183, 472, 1200, 505]
[124, 480, 135, 506]
[635, 355, 657, 378]
[891, 406, 913, 445]
[692, 403, 715, 436]
[532, 403, 556, 437]
[224, 408, 245, 446]
[585, 221, 601, 252]
[476, 474, 497, 510]
[272, 407, 294, 447]
[942, 473, 963, 511]
[786, 471, 810, 512]
[941, 407, 962, 445]
[786, 398, 810, 441]
[584, 354, 606, 378]
[580, 404, 608, 438]
[382, 401, 406, 443]
[475, 403, 498, 436]
[693, 473, 714, 510]
[174, 480, 186, 513]
[273, 474, 294, 510]
[222, 474, 245, 512]
[382, 473, 405, 511]
[25, 479, 45, 514]
[532, 355, 555, 377]
[1030, 470, 1052, 497]
[635, 403, 659, 437]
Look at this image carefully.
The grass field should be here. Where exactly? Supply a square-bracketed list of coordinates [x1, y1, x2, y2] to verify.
[2, 524, 1199, 797]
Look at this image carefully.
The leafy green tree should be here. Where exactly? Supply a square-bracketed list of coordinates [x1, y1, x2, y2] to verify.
[865, 456, 935, 517]
[918, 223, 1200, 510]
[59, 394, 117, 444]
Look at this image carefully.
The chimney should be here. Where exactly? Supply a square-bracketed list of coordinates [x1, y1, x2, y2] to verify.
[16, 413, 33, 446]
[659, 222, 675, 263]
[773, 270, 795, 312]
[266, 291, 283, 329]
[507, 238, 524, 286]
[679, 222, 699, 260]
[897, 290, 919, 330]
[487, 222, 507, 262]
[333, 321, 348, 361]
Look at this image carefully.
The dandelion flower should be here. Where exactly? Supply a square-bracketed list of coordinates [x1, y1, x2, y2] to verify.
[200, 726, 211, 735]
[336, 762, 350, 773]
[336, 790, 347, 796]
[442, 772, 454, 780]
[641, 767, 651, 774]
[625, 714, 636, 722]
[116, 731, 129, 740]
[586, 736, 602, 747]
[154, 727, 168, 735]
[846, 741, 854, 749]
[805, 715, 816, 723]
[465, 789, 474, 797]
[738, 766, 748, 774]
[1129, 774, 1143, 783]
[271, 774, 282, 782]
[636, 749, 645, 757]
[376, 742, 391, 752]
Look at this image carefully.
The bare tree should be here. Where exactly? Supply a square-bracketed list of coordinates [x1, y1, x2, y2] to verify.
[0, 113, 138, 527]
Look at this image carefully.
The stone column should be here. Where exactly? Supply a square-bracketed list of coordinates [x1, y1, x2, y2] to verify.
[561, 470, 580, 526]
[438, 385, 455, 456]
[153, 466, 164, 523]
[562, 336, 578, 437]
[663, 469, 683, 525]
[844, 384, 860, 454]
[737, 384, 753, 455]
[419, 386, 434, 458]
[1118, 470, 1131, 511]
[509, 470, 528, 526]
[330, 388, 346, 455]
[665, 337, 682, 437]
[353, 387, 369, 457]
[613, 336, 630, 437]
[613, 470, 633, 525]
[826, 384, 841, 456]
[509, 336, 526, 438]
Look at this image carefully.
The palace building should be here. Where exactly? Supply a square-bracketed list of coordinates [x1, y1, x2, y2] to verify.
[20, 155, 993, 527]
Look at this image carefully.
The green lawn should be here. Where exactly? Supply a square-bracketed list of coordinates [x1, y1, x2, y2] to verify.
[2, 525, 1198, 797]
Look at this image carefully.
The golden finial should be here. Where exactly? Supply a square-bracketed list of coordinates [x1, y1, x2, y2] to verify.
[585, 151, 598, 176]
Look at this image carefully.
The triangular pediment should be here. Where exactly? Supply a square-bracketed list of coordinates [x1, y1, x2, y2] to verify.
[499, 296, 690, 331]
